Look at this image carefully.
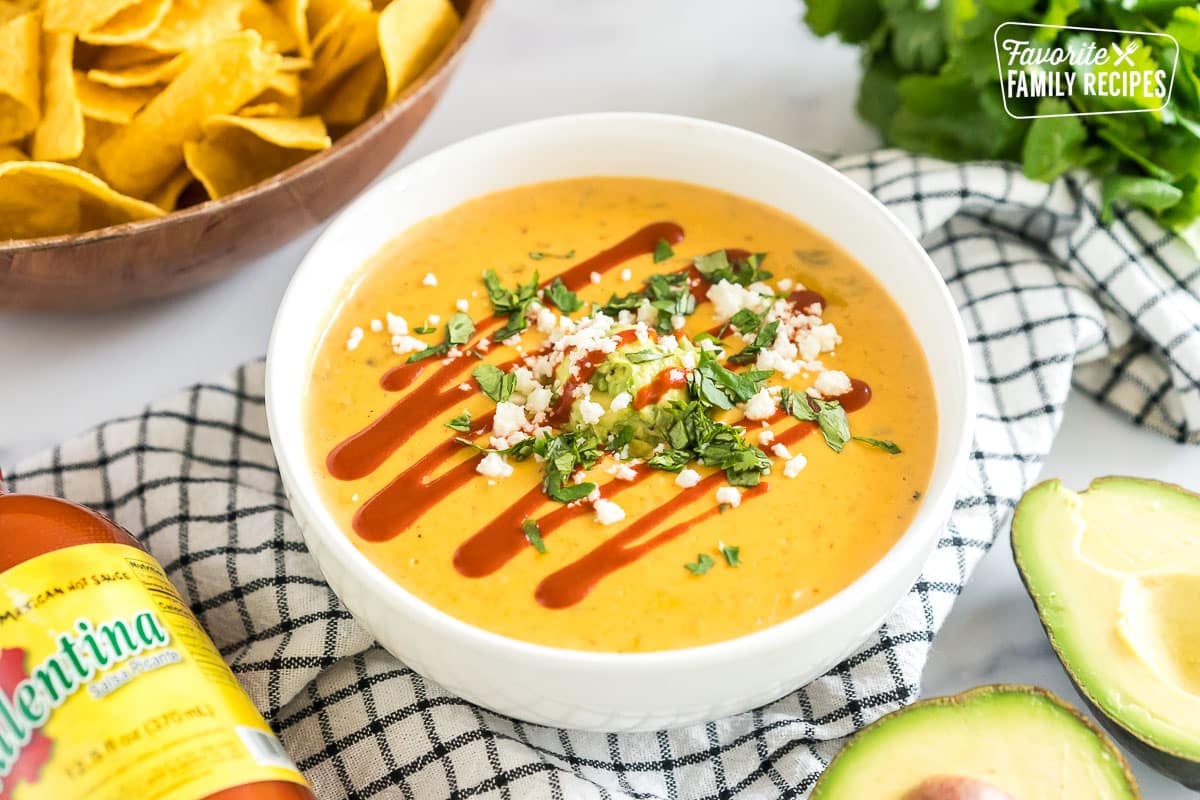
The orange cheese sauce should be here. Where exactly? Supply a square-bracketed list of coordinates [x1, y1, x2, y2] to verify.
[304, 177, 937, 652]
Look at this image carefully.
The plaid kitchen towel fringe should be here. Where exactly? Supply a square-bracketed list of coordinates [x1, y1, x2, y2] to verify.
[6, 149, 1200, 800]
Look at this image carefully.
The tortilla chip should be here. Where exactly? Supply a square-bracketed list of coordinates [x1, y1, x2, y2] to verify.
[378, 0, 459, 102]
[184, 114, 330, 198]
[80, 0, 172, 46]
[148, 166, 194, 210]
[43, 0, 139, 33]
[279, 55, 312, 72]
[90, 43, 164, 69]
[0, 0, 40, 26]
[307, 0, 349, 44]
[241, 0, 299, 54]
[243, 68, 303, 116]
[138, 0, 245, 53]
[277, 0, 310, 57]
[96, 30, 278, 197]
[87, 52, 187, 87]
[76, 72, 158, 123]
[0, 11, 40, 144]
[33, 32, 86, 161]
[0, 160, 164, 239]
[0, 144, 26, 163]
[65, 117, 117, 173]
[322, 55, 384, 128]
[303, 0, 377, 111]
[239, 102, 289, 117]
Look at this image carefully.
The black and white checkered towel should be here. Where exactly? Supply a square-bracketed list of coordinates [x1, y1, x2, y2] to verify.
[6, 150, 1200, 799]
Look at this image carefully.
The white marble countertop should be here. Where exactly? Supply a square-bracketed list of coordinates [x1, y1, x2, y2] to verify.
[1, 1, 1196, 796]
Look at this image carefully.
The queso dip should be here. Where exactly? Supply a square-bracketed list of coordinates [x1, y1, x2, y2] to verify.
[305, 177, 937, 652]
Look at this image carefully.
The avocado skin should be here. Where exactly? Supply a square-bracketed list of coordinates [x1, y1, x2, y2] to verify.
[810, 684, 1139, 798]
[1012, 478, 1200, 791]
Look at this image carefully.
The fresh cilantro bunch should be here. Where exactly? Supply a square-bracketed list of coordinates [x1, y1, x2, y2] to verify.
[646, 401, 773, 487]
[803, 0, 1200, 242]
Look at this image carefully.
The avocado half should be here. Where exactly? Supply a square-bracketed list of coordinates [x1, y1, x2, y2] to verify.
[1013, 477, 1200, 789]
[810, 684, 1138, 799]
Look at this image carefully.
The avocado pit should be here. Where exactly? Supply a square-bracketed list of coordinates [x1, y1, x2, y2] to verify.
[904, 775, 1017, 800]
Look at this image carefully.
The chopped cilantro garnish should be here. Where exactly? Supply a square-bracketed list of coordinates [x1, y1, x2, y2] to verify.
[653, 238, 674, 263]
[600, 270, 696, 334]
[693, 250, 772, 286]
[482, 269, 539, 341]
[446, 411, 472, 432]
[409, 312, 476, 363]
[728, 308, 763, 334]
[626, 350, 665, 364]
[447, 311, 474, 345]
[728, 319, 780, 366]
[684, 553, 715, 575]
[688, 351, 772, 410]
[413, 325, 436, 335]
[522, 519, 547, 553]
[648, 400, 771, 486]
[456, 428, 602, 504]
[854, 436, 902, 454]
[473, 363, 516, 403]
[544, 276, 582, 313]
[719, 542, 741, 567]
[529, 249, 575, 261]
[780, 389, 897, 454]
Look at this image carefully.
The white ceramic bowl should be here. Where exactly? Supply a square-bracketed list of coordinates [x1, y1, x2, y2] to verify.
[266, 113, 974, 732]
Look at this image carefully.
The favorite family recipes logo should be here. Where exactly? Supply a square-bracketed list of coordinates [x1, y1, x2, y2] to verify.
[994, 22, 1180, 118]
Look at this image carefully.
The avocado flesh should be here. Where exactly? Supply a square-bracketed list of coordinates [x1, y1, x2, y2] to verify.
[811, 685, 1138, 799]
[1013, 478, 1200, 788]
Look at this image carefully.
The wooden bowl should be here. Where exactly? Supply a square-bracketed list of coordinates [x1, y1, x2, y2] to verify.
[0, 0, 491, 312]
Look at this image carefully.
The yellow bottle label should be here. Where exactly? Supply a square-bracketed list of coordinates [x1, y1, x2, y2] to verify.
[0, 543, 309, 800]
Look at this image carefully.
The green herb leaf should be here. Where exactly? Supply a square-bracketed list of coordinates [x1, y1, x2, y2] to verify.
[413, 325, 436, 335]
[815, 400, 851, 453]
[728, 319, 780, 366]
[544, 276, 582, 313]
[854, 436, 902, 454]
[481, 269, 539, 341]
[522, 519, 547, 553]
[407, 342, 450, 363]
[653, 238, 674, 263]
[626, 349, 665, 364]
[473, 363, 516, 403]
[446, 411, 472, 432]
[729, 308, 763, 334]
[693, 250, 730, 278]
[719, 542, 741, 567]
[529, 249, 575, 261]
[647, 449, 691, 472]
[447, 312, 475, 346]
[547, 481, 596, 503]
[684, 553, 715, 576]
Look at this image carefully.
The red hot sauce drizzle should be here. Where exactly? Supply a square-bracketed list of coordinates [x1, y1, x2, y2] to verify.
[329, 224, 874, 608]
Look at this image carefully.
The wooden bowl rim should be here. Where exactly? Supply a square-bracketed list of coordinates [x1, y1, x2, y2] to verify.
[0, 0, 492, 254]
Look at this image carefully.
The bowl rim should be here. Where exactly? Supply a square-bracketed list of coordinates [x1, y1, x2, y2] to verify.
[0, 0, 493, 253]
[266, 111, 976, 670]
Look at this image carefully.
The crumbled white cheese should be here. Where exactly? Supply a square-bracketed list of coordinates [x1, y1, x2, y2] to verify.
[590, 271, 601, 284]
[525, 386, 552, 414]
[636, 301, 658, 325]
[610, 392, 632, 411]
[513, 366, 538, 396]
[369, 319, 383, 333]
[715, 486, 742, 508]
[675, 468, 701, 488]
[777, 278, 794, 293]
[386, 312, 408, 336]
[671, 314, 686, 331]
[459, 382, 471, 392]
[743, 388, 776, 421]
[680, 350, 697, 369]
[814, 369, 852, 397]
[492, 402, 527, 437]
[476, 452, 513, 479]
[758, 429, 775, 445]
[614, 464, 638, 481]
[620, 268, 632, 281]
[659, 335, 679, 354]
[706, 279, 771, 321]
[578, 397, 605, 425]
[594, 498, 627, 525]
[427, 314, 441, 325]
[346, 327, 364, 351]
[536, 307, 558, 333]
[771, 443, 792, 460]
[456, 298, 469, 313]
[783, 453, 808, 478]
[422, 272, 438, 287]
[391, 335, 426, 355]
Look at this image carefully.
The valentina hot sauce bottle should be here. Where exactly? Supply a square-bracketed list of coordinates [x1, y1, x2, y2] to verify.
[0, 478, 315, 800]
